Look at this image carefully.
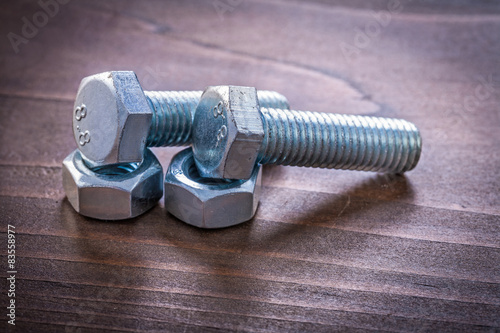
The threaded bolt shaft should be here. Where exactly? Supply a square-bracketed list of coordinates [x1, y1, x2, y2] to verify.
[258, 108, 421, 173]
[145, 90, 290, 147]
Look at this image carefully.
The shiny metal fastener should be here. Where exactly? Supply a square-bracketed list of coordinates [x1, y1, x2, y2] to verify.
[62, 148, 163, 220]
[193, 86, 422, 180]
[73, 71, 289, 168]
[164, 148, 261, 228]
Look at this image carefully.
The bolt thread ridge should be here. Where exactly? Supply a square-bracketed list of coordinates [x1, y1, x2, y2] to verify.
[145, 91, 201, 147]
[146, 90, 290, 147]
[257, 90, 290, 110]
[258, 108, 422, 173]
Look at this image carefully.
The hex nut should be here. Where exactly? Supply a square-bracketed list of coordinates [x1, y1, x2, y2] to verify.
[164, 148, 262, 229]
[73, 71, 152, 167]
[62, 149, 163, 220]
[192, 86, 264, 180]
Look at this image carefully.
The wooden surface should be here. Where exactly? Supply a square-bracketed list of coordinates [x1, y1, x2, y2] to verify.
[1, 0, 499, 331]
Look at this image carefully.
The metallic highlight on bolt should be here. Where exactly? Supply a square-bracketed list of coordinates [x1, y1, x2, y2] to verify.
[145, 90, 290, 147]
[145, 91, 199, 147]
[258, 108, 421, 173]
[192, 85, 422, 180]
[73, 71, 290, 168]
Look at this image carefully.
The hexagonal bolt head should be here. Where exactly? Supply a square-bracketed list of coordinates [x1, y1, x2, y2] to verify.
[164, 148, 262, 229]
[192, 86, 264, 180]
[62, 149, 163, 220]
[73, 71, 152, 168]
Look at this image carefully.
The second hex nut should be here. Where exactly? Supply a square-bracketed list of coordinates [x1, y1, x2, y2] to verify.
[164, 148, 262, 229]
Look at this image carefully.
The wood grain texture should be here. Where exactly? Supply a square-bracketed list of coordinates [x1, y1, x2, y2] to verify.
[0, 0, 499, 331]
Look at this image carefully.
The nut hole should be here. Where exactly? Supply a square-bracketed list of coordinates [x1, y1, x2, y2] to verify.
[184, 155, 236, 185]
[90, 163, 140, 175]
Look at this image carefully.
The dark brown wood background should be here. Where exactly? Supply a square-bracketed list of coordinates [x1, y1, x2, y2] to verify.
[1, 0, 499, 331]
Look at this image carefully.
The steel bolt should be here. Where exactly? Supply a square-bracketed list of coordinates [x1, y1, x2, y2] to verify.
[73, 72, 289, 168]
[145, 90, 289, 147]
[257, 108, 421, 171]
[193, 86, 422, 179]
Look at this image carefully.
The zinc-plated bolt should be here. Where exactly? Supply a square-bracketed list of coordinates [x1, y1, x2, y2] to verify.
[145, 89, 289, 147]
[73, 71, 290, 168]
[192, 86, 422, 180]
